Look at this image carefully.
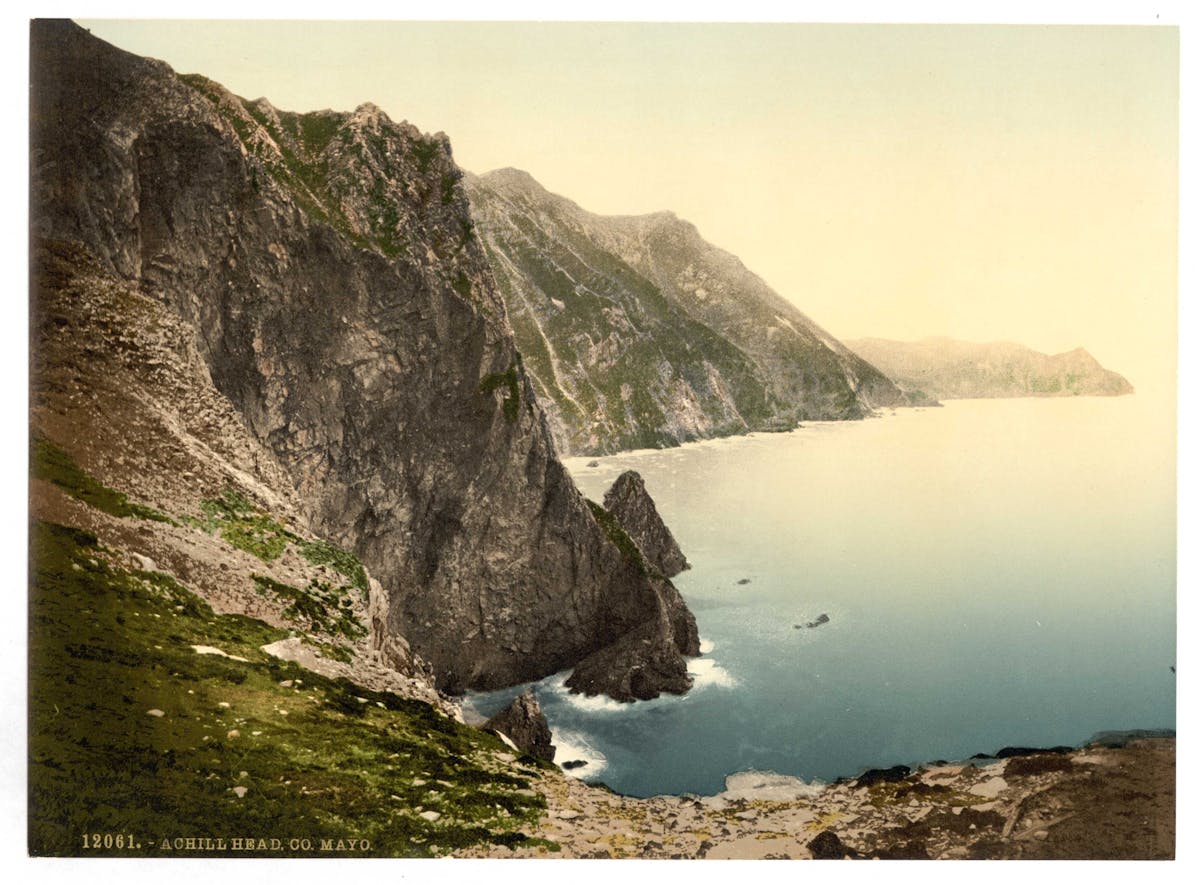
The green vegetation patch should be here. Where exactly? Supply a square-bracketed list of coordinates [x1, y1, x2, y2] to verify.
[295, 537, 369, 597]
[185, 491, 367, 599]
[183, 489, 294, 563]
[586, 500, 652, 577]
[479, 365, 521, 424]
[251, 574, 365, 641]
[29, 519, 548, 857]
[30, 436, 174, 524]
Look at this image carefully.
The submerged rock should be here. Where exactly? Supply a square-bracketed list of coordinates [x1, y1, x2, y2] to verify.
[795, 613, 830, 629]
[602, 471, 689, 577]
[484, 691, 555, 762]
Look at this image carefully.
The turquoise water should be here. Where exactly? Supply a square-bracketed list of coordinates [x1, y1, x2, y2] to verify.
[467, 397, 1176, 798]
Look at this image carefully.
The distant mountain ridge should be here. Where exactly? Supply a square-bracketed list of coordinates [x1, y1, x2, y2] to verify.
[844, 337, 1134, 400]
[466, 168, 906, 455]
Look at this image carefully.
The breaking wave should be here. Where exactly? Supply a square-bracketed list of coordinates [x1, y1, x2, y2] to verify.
[551, 728, 608, 779]
[688, 656, 737, 689]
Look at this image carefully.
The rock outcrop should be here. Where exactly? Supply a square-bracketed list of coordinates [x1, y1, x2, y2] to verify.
[456, 737, 1175, 860]
[466, 168, 908, 455]
[844, 337, 1134, 400]
[602, 471, 689, 578]
[30, 20, 697, 700]
[484, 691, 556, 762]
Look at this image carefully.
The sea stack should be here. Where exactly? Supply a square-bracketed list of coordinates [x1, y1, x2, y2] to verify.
[484, 691, 556, 762]
[602, 471, 690, 578]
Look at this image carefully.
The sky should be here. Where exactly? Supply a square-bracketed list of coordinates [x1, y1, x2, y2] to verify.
[75, 18, 1179, 393]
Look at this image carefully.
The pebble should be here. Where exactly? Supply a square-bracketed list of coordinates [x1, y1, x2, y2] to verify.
[147, 709, 165, 717]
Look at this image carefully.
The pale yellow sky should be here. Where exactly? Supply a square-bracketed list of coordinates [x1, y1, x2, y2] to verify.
[79, 20, 1178, 391]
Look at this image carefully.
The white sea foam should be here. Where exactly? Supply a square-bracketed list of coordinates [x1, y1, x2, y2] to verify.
[688, 656, 737, 689]
[551, 728, 608, 779]
[698, 637, 715, 654]
[545, 672, 630, 714]
[718, 770, 826, 802]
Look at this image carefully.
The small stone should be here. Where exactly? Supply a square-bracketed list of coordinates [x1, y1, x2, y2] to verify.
[279, 680, 293, 688]
[419, 810, 441, 822]
[146, 709, 165, 717]
[232, 786, 248, 798]
[218, 702, 231, 708]
[227, 729, 240, 739]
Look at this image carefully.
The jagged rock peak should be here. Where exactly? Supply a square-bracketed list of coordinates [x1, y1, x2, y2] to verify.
[353, 100, 384, 117]
[602, 471, 689, 578]
[484, 691, 555, 762]
[481, 167, 541, 187]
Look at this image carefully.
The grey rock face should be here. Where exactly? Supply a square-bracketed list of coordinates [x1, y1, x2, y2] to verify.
[844, 337, 1134, 400]
[467, 168, 905, 455]
[484, 691, 555, 762]
[602, 471, 689, 578]
[30, 20, 697, 700]
[565, 567, 700, 702]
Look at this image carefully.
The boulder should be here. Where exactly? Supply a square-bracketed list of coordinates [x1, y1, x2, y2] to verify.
[854, 765, 911, 788]
[483, 691, 555, 762]
[808, 830, 859, 859]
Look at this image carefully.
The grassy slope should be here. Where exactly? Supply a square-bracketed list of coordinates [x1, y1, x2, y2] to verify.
[28, 451, 554, 858]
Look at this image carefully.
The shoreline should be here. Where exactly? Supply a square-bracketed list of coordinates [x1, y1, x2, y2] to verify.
[457, 732, 1175, 859]
[465, 666, 1174, 806]
[569, 726, 1177, 803]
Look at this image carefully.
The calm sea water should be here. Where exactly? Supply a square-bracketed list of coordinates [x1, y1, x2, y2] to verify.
[466, 396, 1176, 798]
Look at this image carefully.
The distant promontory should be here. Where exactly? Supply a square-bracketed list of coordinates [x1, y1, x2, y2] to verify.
[844, 337, 1134, 401]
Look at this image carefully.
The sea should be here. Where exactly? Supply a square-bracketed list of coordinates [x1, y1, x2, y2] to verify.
[464, 395, 1176, 798]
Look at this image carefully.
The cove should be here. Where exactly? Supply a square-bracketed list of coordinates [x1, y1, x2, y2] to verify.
[467, 396, 1176, 798]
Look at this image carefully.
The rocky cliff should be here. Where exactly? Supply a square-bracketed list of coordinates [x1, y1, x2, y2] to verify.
[466, 168, 908, 455]
[845, 337, 1134, 400]
[30, 20, 696, 699]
